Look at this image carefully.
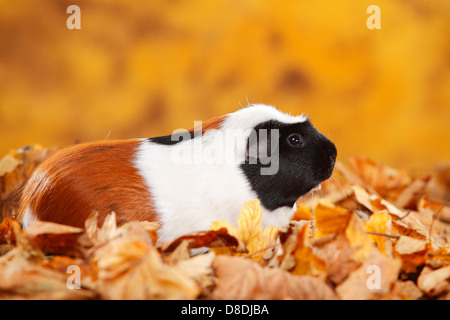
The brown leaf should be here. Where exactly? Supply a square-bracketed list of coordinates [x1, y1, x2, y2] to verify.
[312, 233, 360, 285]
[0, 145, 56, 220]
[84, 211, 118, 245]
[427, 246, 450, 269]
[0, 217, 17, 245]
[386, 280, 423, 300]
[8, 218, 44, 263]
[395, 236, 428, 255]
[426, 164, 450, 200]
[0, 245, 96, 299]
[417, 266, 450, 296]
[418, 197, 450, 228]
[394, 176, 431, 210]
[348, 157, 412, 201]
[336, 250, 401, 300]
[85, 211, 159, 246]
[26, 221, 88, 258]
[93, 222, 203, 299]
[160, 228, 246, 254]
[212, 255, 336, 300]
[394, 236, 430, 273]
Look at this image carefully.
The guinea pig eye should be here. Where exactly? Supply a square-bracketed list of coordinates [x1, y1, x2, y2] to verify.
[287, 134, 302, 147]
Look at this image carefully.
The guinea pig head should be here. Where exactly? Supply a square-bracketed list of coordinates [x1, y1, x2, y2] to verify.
[240, 119, 337, 211]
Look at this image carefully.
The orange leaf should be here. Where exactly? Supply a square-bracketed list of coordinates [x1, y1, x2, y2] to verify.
[345, 213, 374, 262]
[365, 211, 393, 256]
[292, 203, 312, 221]
[314, 200, 351, 238]
[291, 224, 327, 278]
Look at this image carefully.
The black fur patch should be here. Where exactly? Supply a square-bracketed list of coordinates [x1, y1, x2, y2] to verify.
[147, 131, 195, 145]
[240, 120, 337, 211]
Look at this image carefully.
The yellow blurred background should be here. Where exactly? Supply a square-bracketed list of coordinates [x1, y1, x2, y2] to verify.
[0, 0, 449, 173]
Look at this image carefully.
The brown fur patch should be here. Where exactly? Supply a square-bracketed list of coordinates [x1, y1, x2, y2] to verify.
[190, 115, 226, 134]
[18, 140, 156, 228]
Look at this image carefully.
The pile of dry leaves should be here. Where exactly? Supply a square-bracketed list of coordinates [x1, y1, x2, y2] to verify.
[0, 145, 449, 300]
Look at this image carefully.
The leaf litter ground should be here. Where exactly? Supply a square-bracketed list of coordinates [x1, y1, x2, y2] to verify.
[0, 146, 449, 299]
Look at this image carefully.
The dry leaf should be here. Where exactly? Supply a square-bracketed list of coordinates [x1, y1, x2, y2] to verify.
[238, 199, 264, 244]
[278, 221, 305, 271]
[291, 203, 312, 221]
[418, 197, 450, 227]
[395, 236, 428, 255]
[176, 251, 215, 292]
[427, 246, 450, 269]
[426, 164, 450, 200]
[417, 266, 450, 296]
[160, 228, 246, 254]
[394, 236, 430, 273]
[211, 199, 279, 260]
[387, 280, 423, 300]
[86, 211, 159, 246]
[8, 218, 44, 263]
[352, 185, 373, 211]
[312, 233, 360, 284]
[210, 221, 239, 239]
[0, 145, 56, 220]
[25, 220, 87, 258]
[370, 197, 404, 218]
[348, 157, 412, 200]
[345, 213, 374, 262]
[0, 155, 22, 176]
[0, 233, 95, 299]
[0, 217, 17, 245]
[394, 176, 431, 210]
[84, 211, 118, 244]
[336, 250, 401, 300]
[212, 255, 336, 299]
[365, 211, 394, 256]
[0, 253, 96, 299]
[290, 223, 327, 278]
[92, 222, 203, 299]
[1, 147, 449, 300]
[313, 200, 351, 238]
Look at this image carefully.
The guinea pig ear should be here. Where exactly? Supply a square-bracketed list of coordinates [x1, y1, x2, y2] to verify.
[245, 128, 279, 163]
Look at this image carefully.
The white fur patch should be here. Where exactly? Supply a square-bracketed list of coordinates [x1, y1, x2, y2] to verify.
[134, 104, 301, 241]
[222, 104, 308, 131]
[135, 141, 255, 241]
[21, 205, 37, 229]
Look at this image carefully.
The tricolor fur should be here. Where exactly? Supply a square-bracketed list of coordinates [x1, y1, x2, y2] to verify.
[19, 104, 336, 241]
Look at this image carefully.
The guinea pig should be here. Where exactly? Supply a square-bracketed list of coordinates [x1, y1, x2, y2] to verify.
[18, 104, 337, 241]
